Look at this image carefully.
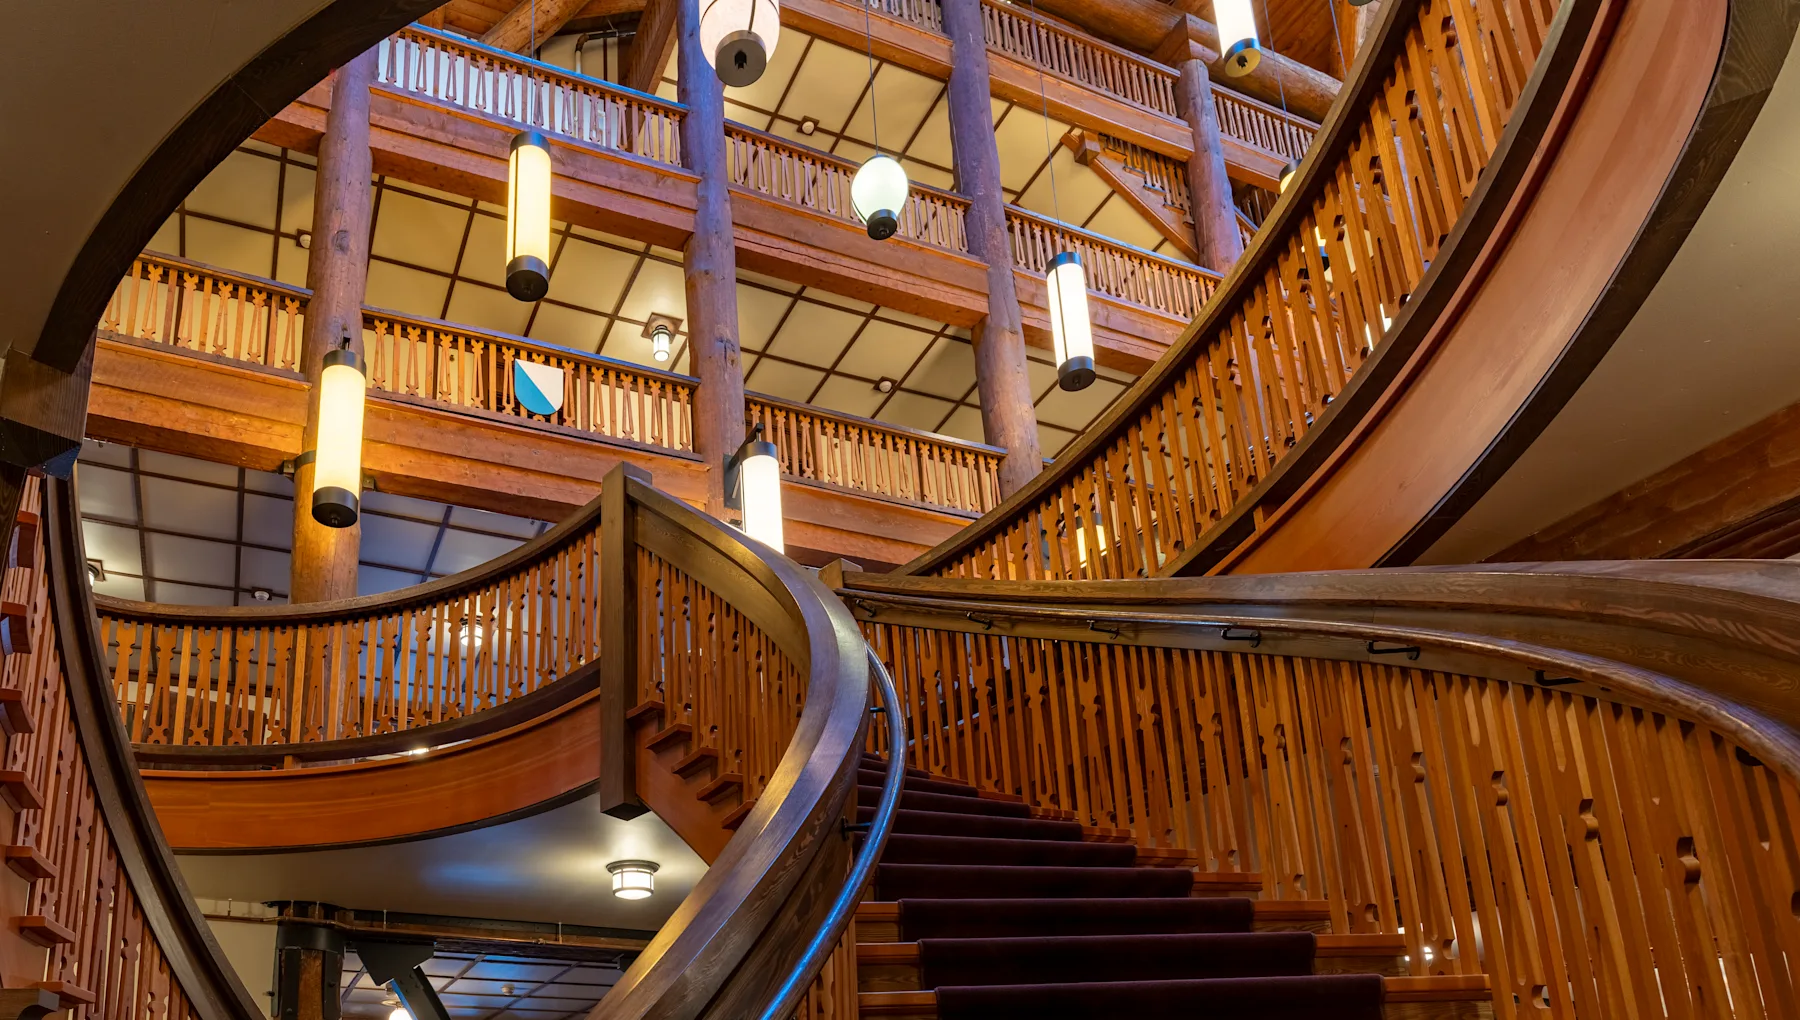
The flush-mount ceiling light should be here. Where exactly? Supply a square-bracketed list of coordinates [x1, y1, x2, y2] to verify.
[700, 0, 780, 87]
[252, 588, 272, 602]
[607, 859, 660, 900]
[310, 339, 366, 528]
[1214, 0, 1262, 77]
[874, 377, 896, 393]
[1047, 252, 1096, 392]
[724, 424, 784, 553]
[505, 131, 553, 302]
[851, 154, 909, 241]
[798, 117, 819, 135]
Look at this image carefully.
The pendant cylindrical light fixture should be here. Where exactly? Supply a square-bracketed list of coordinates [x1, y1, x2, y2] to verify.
[651, 325, 672, 362]
[506, 130, 553, 302]
[1047, 252, 1096, 392]
[1278, 161, 1299, 193]
[311, 344, 366, 528]
[851, 154, 909, 240]
[700, 0, 780, 87]
[608, 860, 659, 900]
[1214, 0, 1262, 77]
[725, 424, 784, 553]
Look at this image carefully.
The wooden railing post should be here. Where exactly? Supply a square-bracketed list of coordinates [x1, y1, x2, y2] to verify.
[599, 463, 652, 820]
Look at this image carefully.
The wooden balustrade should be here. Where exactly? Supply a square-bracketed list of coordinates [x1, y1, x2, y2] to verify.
[1098, 133, 1192, 218]
[980, 0, 1179, 117]
[1007, 207, 1219, 320]
[914, 0, 1567, 580]
[863, 0, 943, 32]
[839, 565, 1800, 1020]
[748, 396, 1002, 515]
[1213, 89, 1316, 164]
[0, 473, 265, 1020]
[100, 256, 305, 371]
[377, 26, 685, 167]
[365, 310, 696, 454]
[724, 125, 970, 251]
[98, 495, 609, 756]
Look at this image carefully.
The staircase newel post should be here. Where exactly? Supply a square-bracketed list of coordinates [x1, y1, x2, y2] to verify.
[599, 463, 651, 820]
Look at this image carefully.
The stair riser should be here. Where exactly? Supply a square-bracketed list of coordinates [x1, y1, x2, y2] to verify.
[857, 954, 1406, 992]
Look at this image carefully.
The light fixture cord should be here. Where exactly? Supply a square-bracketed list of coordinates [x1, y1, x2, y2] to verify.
[1265, 0, 1289, 117]
[1026, 0, 1064, 229]
[1325, 0, 1347, 79]
[864, 0, 882, 152]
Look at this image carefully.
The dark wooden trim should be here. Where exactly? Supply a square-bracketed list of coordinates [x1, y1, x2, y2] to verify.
[131, 657, 605, 768]
[893, 0, 1427, 576]
[44, 478, 265, 1020]
[836, 562, 1800, 782]
[30, 0, 446, 375]
[1381, 0, 1800, 564]
[598, 463, 647, 819]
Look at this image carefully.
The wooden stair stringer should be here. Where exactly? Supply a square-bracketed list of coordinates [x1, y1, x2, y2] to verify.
[1063, 130, 1204, 263]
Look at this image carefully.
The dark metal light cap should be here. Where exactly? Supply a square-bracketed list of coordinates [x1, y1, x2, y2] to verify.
[1058, 355, 1096, 393]
[715, 31, 768, 87]
[506, 254, 550, 302]
[866, 210, 899, 241]
[312, 486, 359, 529]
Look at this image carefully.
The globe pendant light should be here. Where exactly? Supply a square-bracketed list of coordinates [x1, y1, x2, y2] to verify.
[1048, 252, 1095, 391]
[506, 130, 553, 301]
[851, 0, 907, 241]
[725, 424, 784, 552]
[700, 0, 780, 87]
[311, 341, 366, 528]
[852, 155, 908, 240]
[1215, 0, 1262, 77]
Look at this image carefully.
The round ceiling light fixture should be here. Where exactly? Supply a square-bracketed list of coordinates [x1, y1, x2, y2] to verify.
[607, 859, 660, 900]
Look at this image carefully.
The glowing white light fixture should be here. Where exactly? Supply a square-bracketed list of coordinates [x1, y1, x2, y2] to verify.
[1278, 161, 1299, 193]
[1214, 0, 1262, 77]
[86, 560, 104, 586]
[505, 131, 553, 302]
[310, 341, 366, 529]
[389, 1007, 411, 1020]
[1046, 252, 1096, 391]
[651, 325, 672, 362]
[608, 859, 660, 900]
[852, 154, 909, 240]
[700, 0, 780, 87]
[724, 424, 784, 553]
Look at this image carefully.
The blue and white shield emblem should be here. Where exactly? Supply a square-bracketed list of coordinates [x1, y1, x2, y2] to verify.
[514, 359, 566, 416]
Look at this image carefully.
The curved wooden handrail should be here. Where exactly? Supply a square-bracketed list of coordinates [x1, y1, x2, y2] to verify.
[0, 472, 265, 1020]
[900, 0, 1745, 581]
[834, 563, 1800, 1017]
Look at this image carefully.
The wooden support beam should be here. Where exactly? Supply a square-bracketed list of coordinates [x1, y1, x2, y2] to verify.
[482, 0, 594, 53]
[1160, 20, 1243, 273]
[944, 0, 1043, 497]
[1065, 130, 1200, 262]
[624, 0, 679, 94]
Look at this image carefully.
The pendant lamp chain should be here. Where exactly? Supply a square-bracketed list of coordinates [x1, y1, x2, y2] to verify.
[864, 0, 881, 153]
[1027, 0, 1062, 229]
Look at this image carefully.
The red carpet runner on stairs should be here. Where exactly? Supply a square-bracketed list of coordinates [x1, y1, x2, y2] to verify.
[856, 758, 1383, 1019]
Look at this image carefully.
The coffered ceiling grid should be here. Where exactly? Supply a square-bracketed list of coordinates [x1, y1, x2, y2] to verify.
[340, 948, 624, 1020]
[646, 28, 1186, 260]
[76, 440, 548, 607]
[150, 143, 1135, 456]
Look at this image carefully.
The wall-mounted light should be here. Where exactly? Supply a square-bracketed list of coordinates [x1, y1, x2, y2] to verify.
[644, 314, 682, 365]
[851, 154, 909, 241]
[607, 859, 660, 900]
[1047, 252, 1095, 392]
[700, 0, 780, 87]
[310, 341, 366, 529]
[724, 423, 784, 553]
[506, 130, 553, 302]
[1214, 0, 1262, 77]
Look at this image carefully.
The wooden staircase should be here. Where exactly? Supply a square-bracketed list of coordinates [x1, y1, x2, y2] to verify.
[1063, 129, 1202, 263]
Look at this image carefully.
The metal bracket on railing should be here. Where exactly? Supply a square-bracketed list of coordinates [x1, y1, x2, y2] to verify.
[1368, 641, 1422, 660]
[851, 598, 880, 618]
[841, 820, 872, 839]
[1222, 626, 1262, 647]
[965, 612, 994, 630]
[1533, 670, 1580, 687]
[1088, 620, 1122, 638]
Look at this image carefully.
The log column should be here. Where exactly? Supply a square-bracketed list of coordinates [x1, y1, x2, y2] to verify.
[677, 0, 746, 517]
[942, 0, 1043, 497]
[1161, 18, 1243, 274]
[290, 46, 377, 604]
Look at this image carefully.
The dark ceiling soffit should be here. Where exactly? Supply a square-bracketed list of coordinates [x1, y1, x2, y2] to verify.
[30, 0, 445, 375]
[1379, 0, 1800, 564]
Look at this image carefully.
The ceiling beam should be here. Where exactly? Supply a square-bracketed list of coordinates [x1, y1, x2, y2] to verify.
[623, 0, 678, 94]
[1040, 0, 1341, 121]
[482, 0, 595, 52]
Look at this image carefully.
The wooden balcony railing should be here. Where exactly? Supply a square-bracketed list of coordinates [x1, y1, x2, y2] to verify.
[980, 0, 1180, 117]
[1213, 89, 1317, 164]
[838, 564, 1800, 1020]
[724, 125, 971, 251]
[748, 395, 1002, 514]
[911, 0, 1568, 580]
[100, 253, 1010, 516]
[1099, 133, 1192, 218]
[861, 0, 943, 32]
[377, 26, 685, 168]
[1007, 206, 1220, 321]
